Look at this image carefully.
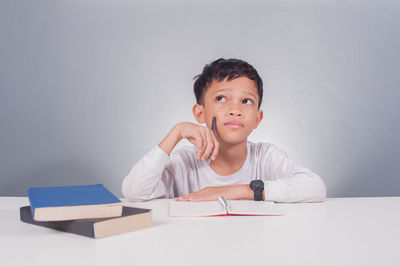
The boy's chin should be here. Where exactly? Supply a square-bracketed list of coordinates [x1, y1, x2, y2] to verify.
[218, 134, 248, 146]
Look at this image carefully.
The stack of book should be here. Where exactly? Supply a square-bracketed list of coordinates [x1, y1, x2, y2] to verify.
[20, 184, 152, 238]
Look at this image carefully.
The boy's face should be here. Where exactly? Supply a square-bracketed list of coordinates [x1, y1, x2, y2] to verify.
[193, 76, 263, 145]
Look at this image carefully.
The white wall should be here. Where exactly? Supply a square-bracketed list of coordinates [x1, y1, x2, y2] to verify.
[1, 0, 399, 197]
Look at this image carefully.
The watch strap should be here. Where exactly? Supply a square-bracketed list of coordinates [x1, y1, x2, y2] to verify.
[254, 190, 263, 201]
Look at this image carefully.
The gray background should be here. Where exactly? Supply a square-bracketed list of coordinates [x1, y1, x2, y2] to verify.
[1, 0, 399, 197]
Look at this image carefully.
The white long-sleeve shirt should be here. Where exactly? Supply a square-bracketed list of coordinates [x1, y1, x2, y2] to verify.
[122, 141, 327, 202]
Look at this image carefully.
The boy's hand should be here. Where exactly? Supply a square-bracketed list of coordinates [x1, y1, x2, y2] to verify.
[173, 185, 254, 201]
[177, 122, 219, 161]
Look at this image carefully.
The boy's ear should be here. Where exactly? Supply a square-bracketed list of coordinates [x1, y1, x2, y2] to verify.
[254, 109, 263, 129]
[192, 104, 205, 124]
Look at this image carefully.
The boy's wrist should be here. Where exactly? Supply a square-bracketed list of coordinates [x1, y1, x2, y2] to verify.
[237, 184, 265, 201]
[158, 124, 183, 155]
[228, 184, 252, 200]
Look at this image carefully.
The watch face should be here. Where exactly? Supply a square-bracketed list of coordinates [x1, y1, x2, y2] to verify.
[251, 180, 264, 190]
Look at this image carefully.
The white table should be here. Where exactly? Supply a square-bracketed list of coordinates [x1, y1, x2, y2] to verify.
[1, 197, 399, 266]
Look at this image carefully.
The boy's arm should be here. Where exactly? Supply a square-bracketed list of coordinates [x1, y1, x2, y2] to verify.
[175, 144, 326, 203]
[158, 125, 182, 155]
[175, 169, 325, 203]
[122, 125, 186, 202]
[260, 144, 327, 203]
[174, 184, 259, 201]
[122, 144, 173, 202]
[122, 122, 219, 202]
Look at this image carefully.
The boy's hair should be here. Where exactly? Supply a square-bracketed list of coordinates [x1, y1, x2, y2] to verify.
[193, 58, 263, 109]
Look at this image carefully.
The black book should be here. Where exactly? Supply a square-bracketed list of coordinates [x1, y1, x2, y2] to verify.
[20, 206, 152, 238]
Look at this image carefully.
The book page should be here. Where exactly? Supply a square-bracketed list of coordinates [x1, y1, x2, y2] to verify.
[169, 200, 225, 217]
[228, 200, 284, 216]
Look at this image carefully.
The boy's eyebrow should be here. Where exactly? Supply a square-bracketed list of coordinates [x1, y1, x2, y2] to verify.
[214, 88, 258, 99]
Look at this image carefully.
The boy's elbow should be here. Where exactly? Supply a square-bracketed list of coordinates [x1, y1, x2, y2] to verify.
[121, 175, 163, 202]
[121, 177, 146, 202]
[298, 173, 327, 203]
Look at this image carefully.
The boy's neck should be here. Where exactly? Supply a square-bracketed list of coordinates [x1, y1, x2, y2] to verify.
[210, 140, 248, 176]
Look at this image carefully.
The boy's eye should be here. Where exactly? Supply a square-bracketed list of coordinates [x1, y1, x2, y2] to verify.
[216, 96, 226, 102]
[242, 98, 253, 104]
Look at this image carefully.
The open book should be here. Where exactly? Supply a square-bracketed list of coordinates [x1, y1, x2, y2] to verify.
[169, 196, 284, 217]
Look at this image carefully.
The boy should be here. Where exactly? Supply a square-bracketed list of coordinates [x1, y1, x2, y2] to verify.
[122, 58, 326, 202]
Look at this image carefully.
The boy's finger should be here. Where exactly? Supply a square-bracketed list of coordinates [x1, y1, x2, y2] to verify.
[210, 132, 219, 160]
[202, 129, 214, 160]
[176, 196, 189, 201]
[197, 128, 208, 159]
[195, 132, 203, 159]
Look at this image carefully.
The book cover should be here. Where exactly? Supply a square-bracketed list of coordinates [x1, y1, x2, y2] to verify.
[20, 206, 152, 239]
[169, 196, 285, 217]
[28, 184, 123, 221]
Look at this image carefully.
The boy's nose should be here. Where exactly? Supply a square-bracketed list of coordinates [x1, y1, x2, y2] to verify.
[229, 110, 242, 116]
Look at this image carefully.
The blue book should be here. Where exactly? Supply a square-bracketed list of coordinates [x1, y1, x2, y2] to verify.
[28, 184, 122, 221]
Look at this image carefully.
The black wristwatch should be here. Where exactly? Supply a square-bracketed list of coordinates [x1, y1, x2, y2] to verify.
[250, 180, 264, 201]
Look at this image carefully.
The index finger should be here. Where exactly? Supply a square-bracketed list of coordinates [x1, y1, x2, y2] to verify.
[210, 131, 219, 160]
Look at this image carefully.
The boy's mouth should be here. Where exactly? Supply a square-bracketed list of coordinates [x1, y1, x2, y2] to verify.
[224, 120, 244, 129]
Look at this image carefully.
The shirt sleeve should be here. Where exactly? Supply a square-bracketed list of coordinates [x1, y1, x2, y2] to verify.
[121, 145, 175, 202]
[260, 144, 327, 203]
